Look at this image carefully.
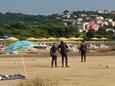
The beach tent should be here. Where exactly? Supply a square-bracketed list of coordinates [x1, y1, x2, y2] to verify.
[4, 40, 37, 78]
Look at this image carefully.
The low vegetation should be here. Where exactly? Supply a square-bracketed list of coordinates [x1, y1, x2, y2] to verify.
[97, 47, 115, 52]
[17, 78, 58, 86]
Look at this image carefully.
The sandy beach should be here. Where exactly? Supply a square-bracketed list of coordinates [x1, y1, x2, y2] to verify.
[0, 52, 115, 86]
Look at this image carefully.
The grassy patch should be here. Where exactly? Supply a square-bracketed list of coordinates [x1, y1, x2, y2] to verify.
[97, 48, 115, 52]
[17, 78, 58, 86]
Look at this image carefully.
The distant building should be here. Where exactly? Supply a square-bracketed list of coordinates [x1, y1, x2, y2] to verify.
[83, 22, 99, 31]
[102, 21, 109, 26]
[111, 11, 115, 14]
[111, 21, 115, 26]
[104, 10, 110, 14]
[107, 18, 113, 22]
[80, 14, 87, 17]
[57, 10, 72, 18]
[106, 28, 115, 33]
[77, 18, 83, 22]
[96, 20, 103, 24]
[62, 19, 77, 25]
[96, 9, 109, 14]
[96, 16, 104, 20]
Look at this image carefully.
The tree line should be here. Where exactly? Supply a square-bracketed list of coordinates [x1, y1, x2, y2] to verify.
[0, 11, 115, 40]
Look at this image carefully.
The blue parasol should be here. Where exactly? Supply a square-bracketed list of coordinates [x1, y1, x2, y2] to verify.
[0, 34, 11, 47]
[0, 34, 11, 38]
[4, 40, 37, 78]
[4, 40, 37, 52]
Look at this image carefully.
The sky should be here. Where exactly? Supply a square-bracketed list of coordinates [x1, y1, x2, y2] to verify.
[0, 0, 114, 15]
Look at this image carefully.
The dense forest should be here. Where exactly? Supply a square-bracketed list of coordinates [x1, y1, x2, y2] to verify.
[0, 11, 115, 40]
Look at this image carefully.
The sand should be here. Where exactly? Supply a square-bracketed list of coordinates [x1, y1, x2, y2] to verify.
[0, 55, 115, 86]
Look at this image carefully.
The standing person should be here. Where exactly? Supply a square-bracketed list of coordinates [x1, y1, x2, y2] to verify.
[50, 43, 58, 67]
[79, 40, 87, 62]
[58, 41, 69, 67]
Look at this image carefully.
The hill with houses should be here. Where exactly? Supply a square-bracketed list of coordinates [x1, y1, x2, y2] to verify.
[0, 10, 115, 40]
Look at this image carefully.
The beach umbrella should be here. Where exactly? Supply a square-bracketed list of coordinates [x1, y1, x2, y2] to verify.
[76, 38, 84, 41]
[100, 37, 108, 45]
[4, 40, 37, 52]
[27, 37, 38, 41]
[48, 37, 57, 41]
[4, 40, 37, 78]
[0, 38, 4, 45]
[58, 37, 68, 41]
[37, 38, 48, 41]
[68, 37, 78, 41]
[0, 34, 11, 39]
[0, 38, 4, 40]
[0, 34, 11, 47]
[100, 37, 108, 40]
[6, 37, 19, 41]
[91, 38, 99, 41]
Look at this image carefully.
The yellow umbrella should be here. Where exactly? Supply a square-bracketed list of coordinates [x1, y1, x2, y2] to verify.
[76, 38, 84, 41]
[48, 37, 57, 41]
[68, 37, 78, 41]
[0, 38, 4, 40]
[91, 38, 99, 41]
[0, 38, 4, 45]
[6, 37, 19, 41]
[100, 37, 108, 45]
[37, 38, 48, 41]
[27, 37, 37, 41]
[58, 37, 68, 41]
[100, 37, 108, 40]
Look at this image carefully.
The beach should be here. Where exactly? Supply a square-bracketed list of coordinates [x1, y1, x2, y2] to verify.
[0, 52, 115, 86]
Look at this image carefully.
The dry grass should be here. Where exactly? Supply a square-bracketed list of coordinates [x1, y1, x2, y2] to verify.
[97, 47, 115, 52]
[17, 78, 58, 86]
